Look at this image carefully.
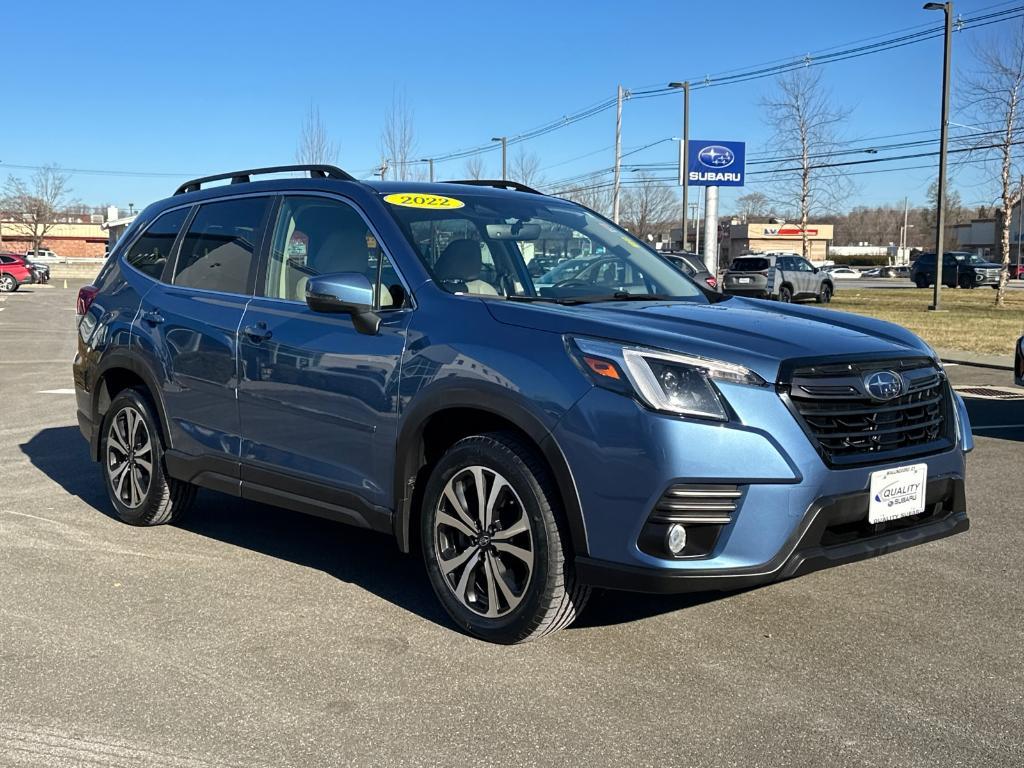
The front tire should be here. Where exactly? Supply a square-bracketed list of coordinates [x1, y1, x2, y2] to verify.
[816, 283, 833, 303]
[102, 389, 195, 526]
[421, 432, 590, 643]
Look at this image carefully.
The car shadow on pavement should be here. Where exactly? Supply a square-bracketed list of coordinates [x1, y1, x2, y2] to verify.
[962, 395, 1024, 443]
[22, 426, 742, 633]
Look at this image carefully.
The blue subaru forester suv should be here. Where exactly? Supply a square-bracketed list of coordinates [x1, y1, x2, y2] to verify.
[74, 165, 972, 643]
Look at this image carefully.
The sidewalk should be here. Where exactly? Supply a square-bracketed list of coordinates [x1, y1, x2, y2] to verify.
[937, 347, 1015, 371]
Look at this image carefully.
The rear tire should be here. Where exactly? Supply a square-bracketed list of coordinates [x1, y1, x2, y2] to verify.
[102, 389, 195, 526]
[778, 285, 793, 303]
[0, 274, 15, 292]
[420, 432, 590, 643]
[914, 274, 929, 288]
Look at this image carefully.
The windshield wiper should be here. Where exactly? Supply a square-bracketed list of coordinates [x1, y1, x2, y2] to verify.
[507, 292, 676, 306]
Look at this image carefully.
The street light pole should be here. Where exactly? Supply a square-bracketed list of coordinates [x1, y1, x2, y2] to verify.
[491, 137, 507, 180]
[668, 82, 690, 250]
[925, 1, 953, 310]
[420, 158, 434, 182]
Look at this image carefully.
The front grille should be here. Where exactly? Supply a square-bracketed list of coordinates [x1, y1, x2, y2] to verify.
[981, 268, 1000, 282]
[783, 357, 953, 466]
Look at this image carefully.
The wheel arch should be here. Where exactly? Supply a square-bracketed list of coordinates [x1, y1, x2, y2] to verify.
[89, 352, 172, 461]
[393, 386, 588, 558]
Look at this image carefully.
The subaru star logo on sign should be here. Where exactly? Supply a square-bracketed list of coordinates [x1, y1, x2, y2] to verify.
[687, 139, 746, 187]
[864, 370, 905, 401]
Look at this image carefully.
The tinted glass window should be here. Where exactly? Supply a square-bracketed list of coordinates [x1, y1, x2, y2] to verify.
[173, 197, 270, 293]
[0, 255, 13, 264]
[124, 207, 189, 279]
[265, 196, 405, 309]
[731, 257, 770, 271]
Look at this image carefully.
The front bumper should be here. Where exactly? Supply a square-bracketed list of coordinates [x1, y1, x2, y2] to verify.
[553, 380, 971, 593]
[576, 476, 968, 593]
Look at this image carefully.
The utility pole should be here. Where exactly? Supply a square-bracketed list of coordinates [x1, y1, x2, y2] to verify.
[613, 85, 625, 224]
[925, 1, 953, 310]
[900, 196, 910, 264]
[703, 186, 719, 275]
[668, 82, 690, 249]
[376, 160, 389, 181]
[420, 158, 434, 182]
[491, 137, 507, 180]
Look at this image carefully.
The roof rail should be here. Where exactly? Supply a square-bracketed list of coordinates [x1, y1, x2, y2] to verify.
[443, 179, 545, 196]
[174, 164, 356, 196]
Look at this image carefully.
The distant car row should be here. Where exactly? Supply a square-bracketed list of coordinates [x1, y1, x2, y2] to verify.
[0, 252, 51, 291]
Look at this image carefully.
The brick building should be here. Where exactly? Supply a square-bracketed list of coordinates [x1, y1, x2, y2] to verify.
[0, 216, 109, 258]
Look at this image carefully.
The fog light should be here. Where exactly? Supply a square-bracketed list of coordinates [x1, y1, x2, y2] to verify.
[666, 524, 687, 555]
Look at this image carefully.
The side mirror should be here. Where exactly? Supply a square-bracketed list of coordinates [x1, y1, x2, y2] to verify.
[812, 267, 820, 273]
[305, 272, 381, 335]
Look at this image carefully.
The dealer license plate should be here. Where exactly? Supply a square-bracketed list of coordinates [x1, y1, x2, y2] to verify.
[738, 277, 752, 283]
[868, 463, 927, 523]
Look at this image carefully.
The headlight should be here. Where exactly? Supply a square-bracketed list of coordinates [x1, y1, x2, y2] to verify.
[568, 337, 766, 421]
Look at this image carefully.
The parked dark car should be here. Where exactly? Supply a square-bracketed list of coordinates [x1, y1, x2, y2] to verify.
[0, 253, 34, 291]
[74, 165, 972, 643]
[663, 251, 718, 290]
[22, 254, 51, 283]
[910, 251, 1001, 289]
[723, 253, 834, 303]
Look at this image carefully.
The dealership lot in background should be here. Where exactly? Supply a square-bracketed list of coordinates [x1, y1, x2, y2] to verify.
[1, 283, 1021, 766]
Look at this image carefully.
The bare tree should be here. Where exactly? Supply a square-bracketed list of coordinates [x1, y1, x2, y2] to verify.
[510, 148, 544, 187]
[2, 165, 74, 254]
[734, 191, 770, 221]
[463, 155, 486, 180]
[760, 68, 851, 258]
[621, 173, 677, 241]
[380, 90, 419, 180]
[561, 175, 614, 217]
[295, 104, 339, 165]
[959, 28, 1024, 306]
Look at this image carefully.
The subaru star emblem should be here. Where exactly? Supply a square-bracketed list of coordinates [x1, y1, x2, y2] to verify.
[864, 370, 905, 401]
[697, 145, 735, 169]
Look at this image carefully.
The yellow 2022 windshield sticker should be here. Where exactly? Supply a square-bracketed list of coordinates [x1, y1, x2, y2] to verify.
[383, 193, 465, 210]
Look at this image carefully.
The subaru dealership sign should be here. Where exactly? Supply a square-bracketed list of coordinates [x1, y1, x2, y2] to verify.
[685, 139, 745, 187]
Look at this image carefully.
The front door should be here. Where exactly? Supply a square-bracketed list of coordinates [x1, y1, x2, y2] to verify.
[237, 194, 411, 517]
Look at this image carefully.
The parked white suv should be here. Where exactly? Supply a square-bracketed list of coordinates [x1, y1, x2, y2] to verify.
[25, 249, 61, 263]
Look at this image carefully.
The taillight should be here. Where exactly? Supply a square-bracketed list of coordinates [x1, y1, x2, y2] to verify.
[758, 270, 769, 276]
[77, 285, 99, 316]
[705, 276, 718, 288]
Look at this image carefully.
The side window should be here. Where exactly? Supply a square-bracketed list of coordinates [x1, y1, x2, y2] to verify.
[797, 259, 814, 272]
[264, 196, 405, 309]
[124, 207, 189, 280]
[777, 257, 791, 271]
[173, 197, 270, 293]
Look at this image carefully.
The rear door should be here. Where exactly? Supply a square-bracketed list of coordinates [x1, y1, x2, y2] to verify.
[794, 257, 817, 297]
[136, 195, 271, 467]
[236, 193, 411, 517]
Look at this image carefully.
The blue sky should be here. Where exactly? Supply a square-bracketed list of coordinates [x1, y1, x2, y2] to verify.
[3, 0, 1019, 214]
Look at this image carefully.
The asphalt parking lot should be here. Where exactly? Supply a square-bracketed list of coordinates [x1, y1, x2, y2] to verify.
[1, 282, 1022, 768]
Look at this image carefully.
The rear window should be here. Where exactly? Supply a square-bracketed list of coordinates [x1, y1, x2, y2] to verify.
[730, 257, 770, 272]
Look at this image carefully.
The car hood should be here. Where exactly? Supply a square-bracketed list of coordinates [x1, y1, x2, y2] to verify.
[486, 296, 934, 382]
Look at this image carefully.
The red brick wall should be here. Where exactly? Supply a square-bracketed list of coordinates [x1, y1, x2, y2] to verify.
[0, 236, 107, 258]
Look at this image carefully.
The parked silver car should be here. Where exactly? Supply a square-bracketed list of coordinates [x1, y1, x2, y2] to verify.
[723, 253, 834, 303]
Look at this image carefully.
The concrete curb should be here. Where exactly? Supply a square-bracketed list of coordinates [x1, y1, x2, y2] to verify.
[937, 348, 1015, 371]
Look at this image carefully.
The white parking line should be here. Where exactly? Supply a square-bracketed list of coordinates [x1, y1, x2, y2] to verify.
[37, 388, 76, 394]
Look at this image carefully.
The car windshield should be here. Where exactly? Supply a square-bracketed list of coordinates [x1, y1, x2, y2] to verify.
[382, 191, 707, 305]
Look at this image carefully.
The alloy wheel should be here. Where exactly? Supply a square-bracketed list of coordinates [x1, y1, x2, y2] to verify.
[433, 465, 534, 618]
[106, 406, 153, 509]
[0, 275, 14, 292]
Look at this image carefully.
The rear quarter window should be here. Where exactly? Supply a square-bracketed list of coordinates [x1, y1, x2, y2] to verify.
[124, 207, 190, 279]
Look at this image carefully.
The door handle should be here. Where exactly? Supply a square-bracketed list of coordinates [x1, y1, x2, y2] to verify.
[243, 323, 272, 343]
[141, 310, 164, 325]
